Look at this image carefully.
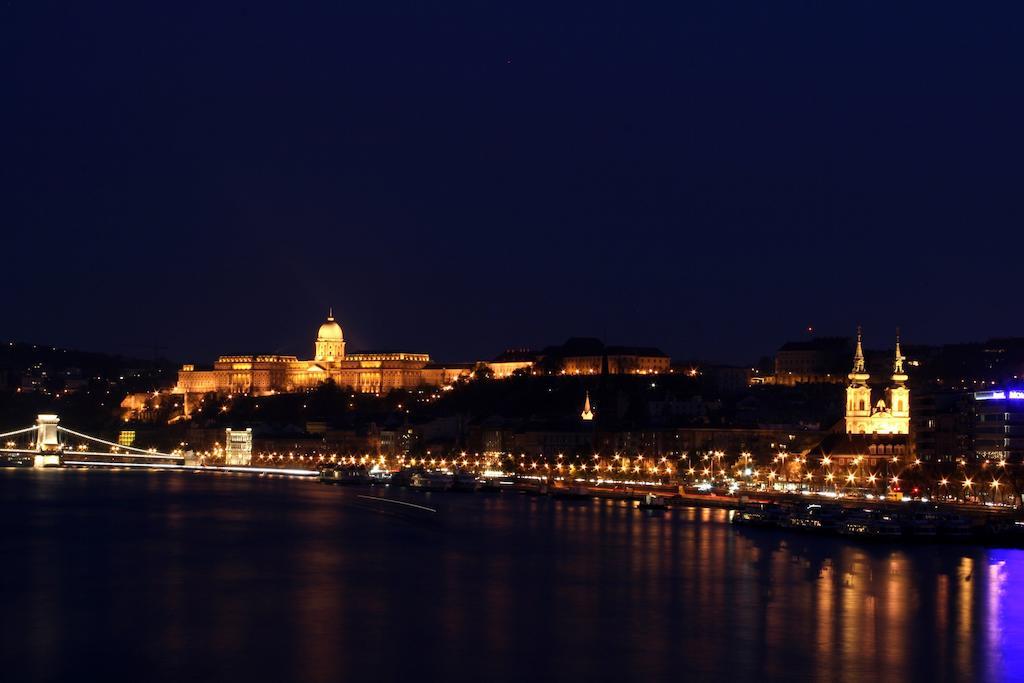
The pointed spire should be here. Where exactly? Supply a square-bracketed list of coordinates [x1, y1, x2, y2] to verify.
[893, 327, 906, 379]
[581, 391, 594, 421]
[852, 326, 866, 374]
[328, 306, 334, 321]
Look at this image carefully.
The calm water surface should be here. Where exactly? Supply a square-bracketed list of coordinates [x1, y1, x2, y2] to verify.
[2, 469, 1023, 682]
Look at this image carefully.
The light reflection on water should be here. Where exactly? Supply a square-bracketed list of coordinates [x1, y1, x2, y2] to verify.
[1, 469, 1023, 682]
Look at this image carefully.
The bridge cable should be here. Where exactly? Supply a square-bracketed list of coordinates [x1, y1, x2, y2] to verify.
[57, 426, 177, 458]
[0, 426, 38, 439]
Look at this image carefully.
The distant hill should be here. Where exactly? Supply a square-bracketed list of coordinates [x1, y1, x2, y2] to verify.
[0, 341, 176, 395]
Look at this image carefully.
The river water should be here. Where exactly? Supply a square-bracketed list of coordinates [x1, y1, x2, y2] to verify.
[1, 469, 1022, 682]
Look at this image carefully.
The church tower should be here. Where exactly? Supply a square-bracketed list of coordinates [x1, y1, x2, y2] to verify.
[845, 327, 872, 434]
[581, 391, 594, 421]
[314, 309, 346, 362]
[886, 330, 910, 432]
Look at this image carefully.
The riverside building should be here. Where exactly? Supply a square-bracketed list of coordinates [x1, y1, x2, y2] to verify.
[972, 388, 1024, 463]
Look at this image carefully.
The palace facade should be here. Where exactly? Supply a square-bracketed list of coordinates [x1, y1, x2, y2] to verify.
[174, 311, 471, 407]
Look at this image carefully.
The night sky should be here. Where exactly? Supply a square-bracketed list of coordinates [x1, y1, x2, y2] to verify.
[3, 2, 1023, 364]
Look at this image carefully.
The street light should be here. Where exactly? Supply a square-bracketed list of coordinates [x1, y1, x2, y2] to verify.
[777, 451, 789, 484]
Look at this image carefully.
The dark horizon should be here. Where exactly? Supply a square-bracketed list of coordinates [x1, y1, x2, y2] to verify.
[8, 324, 1024, 369]
[4, 2, 1023, 364]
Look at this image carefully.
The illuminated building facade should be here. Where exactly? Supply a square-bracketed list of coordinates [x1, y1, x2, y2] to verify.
[561, 351, 670, 375]
[972, 388, 1024, 462]
[225, 428, 253, 466]
[484, 339, 670, 377]
[845, 330, 910, 435]
[487, 349, 538, 378]
[805, 329, 913, 467]
[175, 312, 471, 406]
[548, 338, 670, 375]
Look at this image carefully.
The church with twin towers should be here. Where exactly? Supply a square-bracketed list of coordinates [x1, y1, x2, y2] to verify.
[804, 327, 912, 468]
[844, 328, 910, 435]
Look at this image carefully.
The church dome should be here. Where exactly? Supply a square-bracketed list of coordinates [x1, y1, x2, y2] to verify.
[317, 311, 344, 341]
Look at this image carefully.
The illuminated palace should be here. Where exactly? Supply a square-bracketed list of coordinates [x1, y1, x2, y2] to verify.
[174, 311, 470, 405]
[805, 329, 911, 467]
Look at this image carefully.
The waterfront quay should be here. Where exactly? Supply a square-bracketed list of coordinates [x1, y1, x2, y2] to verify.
[4, 413, 1022, 544]
[315, 460, 1023, 543]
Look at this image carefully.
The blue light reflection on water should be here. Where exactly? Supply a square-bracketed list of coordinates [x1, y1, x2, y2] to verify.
[987, 549, 1024, 683]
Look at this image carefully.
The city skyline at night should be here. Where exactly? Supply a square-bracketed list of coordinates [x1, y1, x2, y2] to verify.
[5, 4, 1024, 682]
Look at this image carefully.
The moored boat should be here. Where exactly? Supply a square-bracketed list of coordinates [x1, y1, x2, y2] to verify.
[900, 510, 939, 537]
[451, 471, 481, 492]
[478, 477, 506, 492]
[732, 502, 784, 527]
[785, 504, 842, 533]
[840, 509, 902, 539]
[984, 517, 1024, 542]
[638, 493, 669, 511]
[410, 470, 454, 491]
[551, 484, 591, 500]
[319, 465, 372, 485]
[938, 512, 973, 539]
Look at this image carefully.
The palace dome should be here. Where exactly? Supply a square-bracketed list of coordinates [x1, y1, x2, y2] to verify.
[317, 312, 344, 341]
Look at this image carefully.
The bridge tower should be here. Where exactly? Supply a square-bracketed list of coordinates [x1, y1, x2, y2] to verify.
[34, 414, 63, 468]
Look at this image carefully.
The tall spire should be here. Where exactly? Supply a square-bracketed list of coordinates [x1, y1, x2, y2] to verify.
[581, 391, 594, 421]
[328, 306, 334, 320]
[852, 326, 866, 374]
[848, 325, 870, 389]
[892, 327, 907, 381]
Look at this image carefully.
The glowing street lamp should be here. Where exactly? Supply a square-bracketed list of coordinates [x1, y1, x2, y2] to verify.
[777, 452, 789, 484]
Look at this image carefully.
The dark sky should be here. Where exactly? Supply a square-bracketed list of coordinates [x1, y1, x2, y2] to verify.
[3, 2, 1023, 364]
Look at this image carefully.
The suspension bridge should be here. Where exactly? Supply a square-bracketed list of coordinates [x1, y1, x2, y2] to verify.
[0, 414, 317, 476]
[0, 414, 184, 468]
